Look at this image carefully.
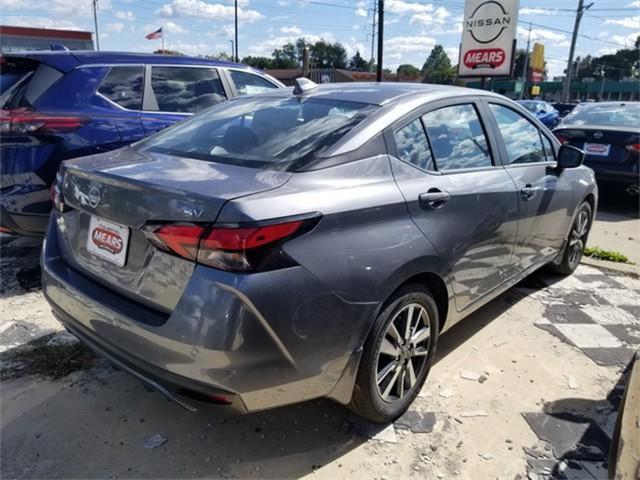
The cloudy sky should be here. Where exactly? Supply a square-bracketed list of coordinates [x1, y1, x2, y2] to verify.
[3, 0, 639, 78]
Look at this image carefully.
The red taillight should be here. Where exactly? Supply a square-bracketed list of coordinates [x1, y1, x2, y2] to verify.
[143, 218, 314, 272]
[146, 225, 205, 261]
[555, 133, 569, 144]
[625, 143, 640, 153]
[0, 109, 87, 135]
[0, 226, 13, 234]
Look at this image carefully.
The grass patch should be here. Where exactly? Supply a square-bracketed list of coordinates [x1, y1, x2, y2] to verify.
[584, 247, 633, 264]
[0, 339, 95, 381]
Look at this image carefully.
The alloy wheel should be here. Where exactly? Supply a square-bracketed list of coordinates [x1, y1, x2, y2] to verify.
[375, 303, 431, 402]
[568, 209, 590, 269]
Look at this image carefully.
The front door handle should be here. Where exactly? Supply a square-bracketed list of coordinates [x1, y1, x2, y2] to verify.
[419, 189, 450, 209]
[520, 184, 537, 201]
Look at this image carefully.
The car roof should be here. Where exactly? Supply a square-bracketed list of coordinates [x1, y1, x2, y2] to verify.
[4, 50, 251, 73]
[257, 81, 503, 107]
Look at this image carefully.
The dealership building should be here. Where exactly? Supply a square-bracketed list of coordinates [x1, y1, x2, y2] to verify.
[0, 26, 94, 53]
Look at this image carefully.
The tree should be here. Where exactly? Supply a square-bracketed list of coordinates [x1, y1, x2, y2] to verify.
[349, 51, 370, 71]
[204, 52, 234, 62]
[512, 49, 527, 79]
[396, 64, 421, 77]
[422, 44, 455, 84]
[272, 42, 299, 68]
[309, 40, 347, 68]
[153, 49, 184, 55]
[241, 56, 274, 69]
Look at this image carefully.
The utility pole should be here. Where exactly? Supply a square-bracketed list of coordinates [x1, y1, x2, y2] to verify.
[376, 0, 384, 82]
[599, 65, 606, 101]
[234, 0, 239, 62]
[562, 0, 593, 102]
[520, 22, 532, 100]
[369, 0, 377, 72]
[92, 0, 100, 51]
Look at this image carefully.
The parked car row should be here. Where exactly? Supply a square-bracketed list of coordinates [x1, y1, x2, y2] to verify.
[0, 51, 283, 236]
[552, 101, 640, 195]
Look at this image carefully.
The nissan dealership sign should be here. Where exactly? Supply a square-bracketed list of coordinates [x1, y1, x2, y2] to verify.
[458, 0, 519, 77]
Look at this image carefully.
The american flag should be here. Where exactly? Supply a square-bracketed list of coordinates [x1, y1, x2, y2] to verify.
[145, 27, 163, 40]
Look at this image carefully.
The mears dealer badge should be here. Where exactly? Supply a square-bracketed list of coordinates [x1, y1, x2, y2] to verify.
[458, 0, 519, 77]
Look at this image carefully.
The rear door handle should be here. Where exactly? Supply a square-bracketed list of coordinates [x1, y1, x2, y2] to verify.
[520, 184, 537, 200]
[419, 189, 450, 209]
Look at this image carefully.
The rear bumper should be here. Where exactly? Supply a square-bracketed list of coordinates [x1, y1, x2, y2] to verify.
[42, 215, 371, 413]
[0, 206, 49, 236]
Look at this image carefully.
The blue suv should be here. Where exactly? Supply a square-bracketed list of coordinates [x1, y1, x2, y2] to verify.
[0, 51, 283, 236]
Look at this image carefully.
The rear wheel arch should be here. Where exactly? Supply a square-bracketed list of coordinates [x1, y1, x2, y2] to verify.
[380, 272, 450, 332]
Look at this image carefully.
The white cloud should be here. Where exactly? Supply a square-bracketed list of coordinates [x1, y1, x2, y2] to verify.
[604, 16, 640, 29]
[106, 22, 125, 33]
[385, 35, 437, 54]
[624, 0, 640, 7]
[355, 7, 367, 17]
[165, 21, 188, 34]
[246, 32, 338, 57]
[444, 46, 459, 64]
[157, 0, 263, 23]
[517, 26, 570, 47]
[410, 6, 450, 26]
[386, 0, 433, 14]
[280, 25, 302, 35]
[163, 40, 210, 56]
[114, 10, 135, 21]
[545, 58, 566, 79]
[3, 15, 83, 31]
[519, 7, 557, 15]
[611, 31, 638, 47]
[207, 25, 235, 38]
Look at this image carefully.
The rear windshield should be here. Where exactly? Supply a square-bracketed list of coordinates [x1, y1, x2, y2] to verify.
[1, 58, 62, 109]
[520, 102, 542, 113]
[562, 103, 640, 128]
[140, 95, 377, 169]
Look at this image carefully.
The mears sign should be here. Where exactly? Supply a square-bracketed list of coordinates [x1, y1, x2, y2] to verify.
[458, 0, 519, 77]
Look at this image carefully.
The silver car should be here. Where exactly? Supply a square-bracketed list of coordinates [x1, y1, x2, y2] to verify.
[42, 81, 597, 422]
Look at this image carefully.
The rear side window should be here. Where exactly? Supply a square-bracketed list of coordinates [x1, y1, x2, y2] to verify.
[422, 104, 493, 171]
[489, 104, 546, 164]
[393, 119, 435, 171]
[2, 61, 62, 109]
[98, 66, 143, 110]
[229, 70, 278, 95]
[150, 66, 226, 113]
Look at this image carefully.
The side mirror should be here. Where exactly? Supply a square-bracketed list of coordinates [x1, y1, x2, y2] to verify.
[557, 144, 584, 169]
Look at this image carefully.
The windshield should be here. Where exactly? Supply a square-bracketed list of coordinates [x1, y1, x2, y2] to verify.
[520, 102, 542, 113]
[140, 95, 377, 169]
[562, 103, 640, 128]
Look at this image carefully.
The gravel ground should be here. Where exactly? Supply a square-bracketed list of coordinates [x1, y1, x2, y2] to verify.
[1, 234, 638, 480]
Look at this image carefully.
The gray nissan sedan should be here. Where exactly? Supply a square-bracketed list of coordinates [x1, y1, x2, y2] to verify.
[42, 81, 597, 422]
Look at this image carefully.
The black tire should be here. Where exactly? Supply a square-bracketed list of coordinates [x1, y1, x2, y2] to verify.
[348, 284, 439, 423]
[548, 201, 592, 276]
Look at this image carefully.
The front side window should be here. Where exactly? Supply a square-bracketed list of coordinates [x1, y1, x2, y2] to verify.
[150, 66, 226, 113]
[98, 66, 143, 110]
[393, 119, 435, 171]
[421, 104, 492, 171]
[490, 104, 546, 164]
[541, 134, 555, 162]
[229, 70, 278, 95]
[140, 95, 377, 169]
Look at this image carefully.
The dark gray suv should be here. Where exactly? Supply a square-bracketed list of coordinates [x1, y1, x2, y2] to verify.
[42, 82, 597, 422]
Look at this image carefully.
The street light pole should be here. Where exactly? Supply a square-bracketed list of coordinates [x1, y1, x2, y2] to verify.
[92, 0, 100, 51]
[376, 0, 384, 82]
[369, 0, 377, 72]
[562, 0, 593, 102]
[520, 22, 531, 100]
[234, 0, 239, 62]
[229, 40, 234, 60]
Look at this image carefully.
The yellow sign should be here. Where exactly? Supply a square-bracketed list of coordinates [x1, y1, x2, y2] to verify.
[531, 85, 541, 96]
[531, 43, 545, 72]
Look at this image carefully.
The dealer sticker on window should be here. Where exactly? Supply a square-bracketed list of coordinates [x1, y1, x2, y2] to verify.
[583, 143, 611, 157]
[86, 216, 129, 266]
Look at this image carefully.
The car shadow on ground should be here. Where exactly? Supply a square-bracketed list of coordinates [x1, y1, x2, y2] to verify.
[596, 185, 639, 221]
[0, 264, 557, 479]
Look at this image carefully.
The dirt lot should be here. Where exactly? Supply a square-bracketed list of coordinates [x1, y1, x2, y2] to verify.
[1, 235, 639, 480]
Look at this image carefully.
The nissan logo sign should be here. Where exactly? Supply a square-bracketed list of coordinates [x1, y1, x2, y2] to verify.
[466, 1, 512, 44]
